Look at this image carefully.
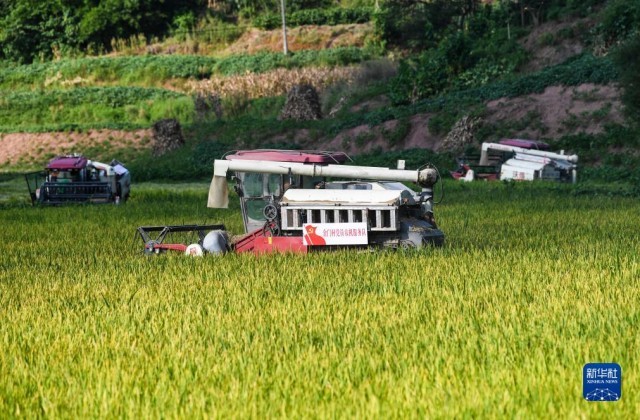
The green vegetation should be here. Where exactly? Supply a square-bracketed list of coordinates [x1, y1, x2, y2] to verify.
[613, 35, 640, 122]
[0, 1, 375, 63]
[0, 47, 376, 132]
[0, 48, 375, 90]
[389, 37, 612, 105]
[596, 0, 640, 46]
[0, 87, 192, 132]
[0, 0, 201, 63]
[254, 7, 373, 30]
[0, 182, 638, 416]
[3, 50, 608, 134]
[554, 124, 640, 185]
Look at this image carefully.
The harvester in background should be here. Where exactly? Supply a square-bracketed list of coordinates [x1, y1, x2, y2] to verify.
[450, 139, 578, 183]
[138, 149, 444, 255]
[25, 154, 131, 205]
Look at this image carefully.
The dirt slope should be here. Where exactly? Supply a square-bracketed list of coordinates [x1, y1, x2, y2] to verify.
[302, 83, 623, 154]
[485, 83, 623, 138]
[519, 18, 595, 73]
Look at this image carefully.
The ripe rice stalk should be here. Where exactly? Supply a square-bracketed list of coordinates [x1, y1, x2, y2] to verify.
[0, 182, 638, 417]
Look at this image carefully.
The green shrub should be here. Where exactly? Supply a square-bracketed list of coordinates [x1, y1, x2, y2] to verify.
[596, 0, 640, 45]
[385, 118, 411, 147]
[428, 112, 458, 137]
[538, 32, 557, 47]
[253, 7, 373, 30]
[554, 124, 639, 155]
[434, 54, 617, 107]
[389, 23, 527, 105]
[545, 0, 606, 20]
[454, 59, 517, 90]
[192, 18, 245, 47]
[613, 35, 640, 123]
[0, 0, 203, 63]
[373, 1, 455, 51]
[389, 54, 449, 105]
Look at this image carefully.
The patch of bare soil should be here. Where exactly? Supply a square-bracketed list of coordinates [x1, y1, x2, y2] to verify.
[519, 17, 596, 72]
[485, 83, 623, 139]
[284, 113, 444, 156]
[404, 114, 443, 150]
[0, 129, 152, 166]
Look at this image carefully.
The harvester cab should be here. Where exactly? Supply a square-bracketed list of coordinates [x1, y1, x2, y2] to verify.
[226, 150, 351, 234]
[25, 154, 131, 205]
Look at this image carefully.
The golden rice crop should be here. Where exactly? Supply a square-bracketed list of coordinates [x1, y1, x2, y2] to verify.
[0, 181, 638, 417]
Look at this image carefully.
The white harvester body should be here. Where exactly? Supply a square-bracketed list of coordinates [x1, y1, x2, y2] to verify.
[206, 150, 444, 250]
[480, 142, 578, 183]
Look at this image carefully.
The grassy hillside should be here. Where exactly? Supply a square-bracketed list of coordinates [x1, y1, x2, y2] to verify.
[0, 47, 375, 90]
[0, 0, 638, 187]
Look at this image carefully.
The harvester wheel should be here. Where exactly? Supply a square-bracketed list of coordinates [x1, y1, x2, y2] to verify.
[263, 221, 280, 237]
[263, 204, 278, 221]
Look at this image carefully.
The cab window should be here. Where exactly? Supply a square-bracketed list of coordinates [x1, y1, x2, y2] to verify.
[266, 174, 282, 196]
[242, 173, 264, 197]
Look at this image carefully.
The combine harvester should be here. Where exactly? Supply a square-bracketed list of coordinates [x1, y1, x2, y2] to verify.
[450, 139, 578, 183]
[138, 149, 444, 255]
[25, 154, 131, 205]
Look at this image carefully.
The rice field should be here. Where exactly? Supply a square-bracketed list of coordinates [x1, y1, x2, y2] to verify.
[0, 181, 638, 417]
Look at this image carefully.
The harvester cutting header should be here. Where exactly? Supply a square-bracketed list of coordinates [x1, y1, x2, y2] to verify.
[138, 149, 445, 255]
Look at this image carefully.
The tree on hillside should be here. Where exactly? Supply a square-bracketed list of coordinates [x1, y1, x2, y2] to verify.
[496, 0, 546, 27]
[374, 0, 479, 50]
[387, 0, 527, 105]
[0, 0, 205, 63]
[0, 1, 82, 63]
[598, 0, 640, 47]
[613, 35, 640, 125]
[511, 0, 547, 26]
[0, 0, 9, 15]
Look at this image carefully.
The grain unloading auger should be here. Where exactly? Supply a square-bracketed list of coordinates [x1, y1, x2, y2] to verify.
[138, 150, 444, 255]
